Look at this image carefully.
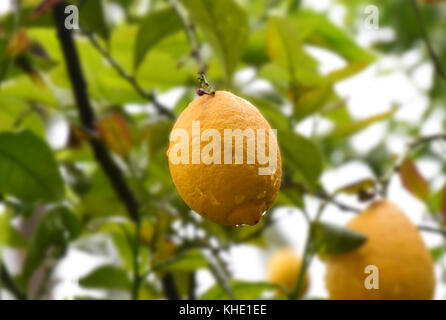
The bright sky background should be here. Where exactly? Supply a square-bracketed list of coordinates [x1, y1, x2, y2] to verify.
[1, 0, 445, 300]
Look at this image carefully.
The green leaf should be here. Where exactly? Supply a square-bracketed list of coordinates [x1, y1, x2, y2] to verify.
[431, 245, 446, 263]
[155, 249, 208, 272]
[335, 179, 375, 195]
[293, 83, 333, 120]
[243, 26, 269, 66]
[0, 75, 57, 105]
[276, 186, 304, 208]
[181, 0, 248, 84]
[79, 265, 131, 290]
[0, 131, 64, 202]
[251, 98, 290, 130]
[201, 280, 278, 300]
[134, 8, 183, 70]
[0, 96, 45, 135]
[292, 10, 376, 64]
[23, 207, 81, 280]
[96, 113, 132, 156]
[141, 120, 174, 155]
[0, 210, 10, 249]
[5, 224, 28, 248]
[329, 109, 396, 139]
[328, 61, 371, 82]
[80, 0, 110, 40]
[81, 169, 126, 217]
[266, 16, 334, 120]
[108, 233, 132, 273]
[279, 130, 322, 187]
[0, 8, 54, 32]
[311, 221, 367, 255]
[266, 16, 321, 86]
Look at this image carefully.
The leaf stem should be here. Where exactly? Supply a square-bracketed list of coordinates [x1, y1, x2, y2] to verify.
[289, 195, 332, 299]
[288, 226, 313, 300]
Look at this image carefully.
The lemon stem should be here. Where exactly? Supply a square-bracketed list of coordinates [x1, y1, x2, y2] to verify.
[198, 71, 216, 95]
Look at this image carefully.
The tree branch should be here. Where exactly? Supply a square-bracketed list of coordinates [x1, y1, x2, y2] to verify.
[1, 263, 27, 300]
[161, 273, 181, 300]
[411, 0, 446, 82]
[81, 29, 175, 119]
[53, 3, 183, 301]
[52, 2, 140, 223]
[187, 272, 196, 300]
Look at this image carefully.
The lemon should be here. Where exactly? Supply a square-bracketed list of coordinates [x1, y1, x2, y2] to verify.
[325, 200, 435, 300]
[268, 248, 309, 298]
[167, 91, 282, 226]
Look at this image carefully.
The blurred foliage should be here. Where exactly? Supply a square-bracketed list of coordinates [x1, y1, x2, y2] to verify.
[0, 0, 445, 300]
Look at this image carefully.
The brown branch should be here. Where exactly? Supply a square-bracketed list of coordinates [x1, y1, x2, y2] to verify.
[411, 0, 446, 82]
[187, 272, 196, 300]
[161, 273, 181, 300]
[52, 2, 184, 301]
[52, 3, 139, 222]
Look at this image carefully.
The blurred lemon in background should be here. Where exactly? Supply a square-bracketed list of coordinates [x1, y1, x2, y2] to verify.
[325, 200, 435, 300]
[268, 248, 309, 298]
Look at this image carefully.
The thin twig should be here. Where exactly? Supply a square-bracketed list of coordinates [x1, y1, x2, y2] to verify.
[313, 191, 361, 213]
[418, 225, 446, 237]
[207, 256, 235, 299]
[289, 194, 333, 300]
[1, 263, 27, 300]
[289, 229, 313, 300]
[288, 182, 361, 213]
[169, 0, 206, 72]
[410, 0, 446, 82]
[380, 133, 446, 195]
[409, 133, 446, 149]
[82, 29, 176, 119]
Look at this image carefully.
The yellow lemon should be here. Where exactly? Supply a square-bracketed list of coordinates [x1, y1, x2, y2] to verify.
[167, 91, 282, 226]
[268, 248, 309, 298]
[325, 200, 435, 300]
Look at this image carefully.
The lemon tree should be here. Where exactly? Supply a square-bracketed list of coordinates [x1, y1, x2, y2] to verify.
[0, 0, 445, 301]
